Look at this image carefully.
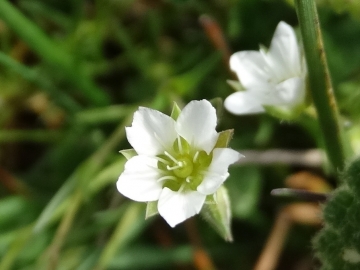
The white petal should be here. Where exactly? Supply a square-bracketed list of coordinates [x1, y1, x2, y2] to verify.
[158, 188, 206, 227]
[267, 21, 302, 79]
[224, 91, 265, 115]
[117, 155, 163, 202]
[230, 51, 270, 88]
[126, 107, 177, 156]
[197, 148, 242, 195]
[275, 77, 305, 105]
[176, 100, 218, 154]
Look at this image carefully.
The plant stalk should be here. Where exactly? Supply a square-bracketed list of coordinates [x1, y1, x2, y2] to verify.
[294, 0, 346, 172]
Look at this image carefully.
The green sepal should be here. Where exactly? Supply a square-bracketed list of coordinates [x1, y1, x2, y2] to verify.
[259, 43, 268, 53]
[263, 103, 306, 121]
[170, 102, 182, 120]
[214, 129, 234, 148]
[209, 97, 223, 124]
[226, 80, 244, 92]
[200, 185, 233, 241]
[205, 193, 217, 205]
[145, 201, 158, 219]
[119, 149, 137, 160]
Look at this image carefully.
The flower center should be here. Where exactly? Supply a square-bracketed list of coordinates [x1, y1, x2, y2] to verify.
[169, 156, 193, 178]
[156, 136, 212, 192]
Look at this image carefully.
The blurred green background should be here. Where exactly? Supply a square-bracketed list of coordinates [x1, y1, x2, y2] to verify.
[0, 0, 360, 269]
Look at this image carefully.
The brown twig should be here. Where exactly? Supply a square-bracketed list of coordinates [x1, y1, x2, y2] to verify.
[236, 149, 323, 168]
[185, 218, 217, 270]
[199, 15, 232, 70]
[254, 203, 321, 270]
[254, 209, 292, 270]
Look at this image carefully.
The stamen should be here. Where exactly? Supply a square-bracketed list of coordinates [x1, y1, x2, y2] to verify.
[185, 176, 192, 183]
[156, 156, 170, 165]
[177, 135, 183, 154]
[178, 184, 186, 193]
[164, 151, 179, 164]
[166, 162, 183, 171]
[157, 176, 177, 182]
[193, 151, 200, 163]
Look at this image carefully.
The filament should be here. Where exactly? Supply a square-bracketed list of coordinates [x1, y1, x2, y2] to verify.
[156, 156, 170, 165]
[178, 184, 186, 193]
[166, 162, 183, 171]
[177, 135, 183, 154]
[193, 151, 200, 163]
[164, 151, 179, 164]
[157, 176, 177, 182]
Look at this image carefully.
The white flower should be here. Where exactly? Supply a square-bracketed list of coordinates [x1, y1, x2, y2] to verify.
[224, 21, 307, 115]
[117, 100, 242, 227]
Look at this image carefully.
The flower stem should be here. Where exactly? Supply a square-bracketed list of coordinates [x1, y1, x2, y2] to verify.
[294, 0, 347, 172]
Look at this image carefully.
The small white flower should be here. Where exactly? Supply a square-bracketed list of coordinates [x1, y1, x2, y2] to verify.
[224, 21, 307, 115]
[117, 100, 242, 227]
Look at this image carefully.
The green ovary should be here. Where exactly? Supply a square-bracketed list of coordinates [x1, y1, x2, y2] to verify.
[173, 156, 193, 178]
[157, 137, 212, 192]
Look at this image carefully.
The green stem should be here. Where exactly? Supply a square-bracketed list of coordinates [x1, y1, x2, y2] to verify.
[294, 0, 346, 172]
[0, 0, 110, 106]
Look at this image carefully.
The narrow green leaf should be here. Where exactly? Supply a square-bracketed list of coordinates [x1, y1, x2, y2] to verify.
[87, 158, 126, 197]
[145, 201, 159, 219]
[200, 185, 233, 241]
[0, 0, 110, 106]
[33, 178, 76, 233]
[95, 202, 147, 269]
[0, 225, 33, 270]
[109, 245, 194, 269]
[75, 105, 133, 125]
